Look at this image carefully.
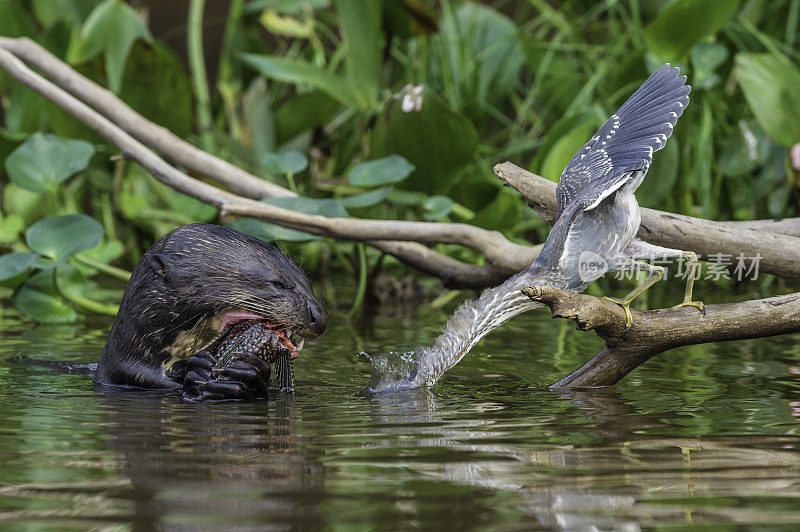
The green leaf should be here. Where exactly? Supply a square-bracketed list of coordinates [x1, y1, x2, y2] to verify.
[348, 155, 415, 187]
[26, 214, 104, 262]
[386, 189, 426, 206]
[541, 120, 597, 182]
[430, 2, 524, 110]
[339, 186, 394, 208]
[31, 0, 97, 28]
[262, 150, 308, 175]
[691, 42, 728, 89]
[265, 197, 349, 218]
[423, 196, 454, 220]
[645, 0, 739, 60]
[371, 87, 478, 194]
[54, 262, 87, 300]
[244, 78, 276, 154]
[335, 0, 382, 108]
[14, 270, 77, 323]
[691, 42, 728, 73]
[1, 183, 48, 225]
[68, 0, 153, 92]
[5, 133, 94, 193]
[0, 252, 39, 282]
[240, 53, 361, 109]
[735, 53, 800, 147]
[77, 238, 125, 265]
[259, 8, 313, 38]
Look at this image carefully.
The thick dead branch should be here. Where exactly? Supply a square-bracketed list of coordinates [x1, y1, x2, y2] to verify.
[367, 241, 513, 287]
[721, 218, 800, 237]
[522, 285, 800, 388]
[496, 162, 800, 281]
[0, 43, 536, 287]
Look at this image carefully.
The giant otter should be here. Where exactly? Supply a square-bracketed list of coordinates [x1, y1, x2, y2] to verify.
[96, 223, 327, 400]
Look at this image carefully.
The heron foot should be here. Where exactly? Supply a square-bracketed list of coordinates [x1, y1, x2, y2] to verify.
[602, 296, 633, 330]
[672, 300, 706, 316]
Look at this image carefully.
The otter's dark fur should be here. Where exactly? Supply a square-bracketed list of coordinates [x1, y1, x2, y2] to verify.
[96, 224, 327, 389]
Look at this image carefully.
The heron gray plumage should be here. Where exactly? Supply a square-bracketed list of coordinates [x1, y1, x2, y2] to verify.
[532, 63, 703, 326]
[366, 64, 702, 393]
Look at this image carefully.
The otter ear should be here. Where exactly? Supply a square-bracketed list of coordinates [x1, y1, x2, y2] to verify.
[149, 254, 173, 279]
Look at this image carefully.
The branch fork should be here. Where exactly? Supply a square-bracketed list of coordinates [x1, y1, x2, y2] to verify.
[522, 286, 800, 388]
[521, 286, 628, 335]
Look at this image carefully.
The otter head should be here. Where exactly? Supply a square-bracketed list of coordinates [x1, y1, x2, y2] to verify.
[149, 224, 327, 340]
[99, 223, 327, 386]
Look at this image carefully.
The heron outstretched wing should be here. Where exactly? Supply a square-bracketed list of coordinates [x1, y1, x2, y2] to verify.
[555, 64, 691, 219]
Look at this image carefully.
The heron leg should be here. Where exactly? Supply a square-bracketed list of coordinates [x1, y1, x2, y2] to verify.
[603, 260, 665, 329]
[671, 251, 704, 313]
[622, 239, 704, 314]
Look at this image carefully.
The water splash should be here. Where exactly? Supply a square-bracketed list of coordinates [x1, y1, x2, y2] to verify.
[360, 350, 422, 394]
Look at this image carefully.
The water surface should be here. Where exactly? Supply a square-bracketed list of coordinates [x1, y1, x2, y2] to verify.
[1, 294, 799, 529]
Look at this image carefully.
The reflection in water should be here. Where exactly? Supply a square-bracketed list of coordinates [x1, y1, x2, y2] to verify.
[366, 389, 800, 529]
[0, 304, 799, 528]
[99, 391, 324, 529]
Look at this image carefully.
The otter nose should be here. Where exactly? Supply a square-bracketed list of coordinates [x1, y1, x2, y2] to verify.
[307, 303, 328, 336]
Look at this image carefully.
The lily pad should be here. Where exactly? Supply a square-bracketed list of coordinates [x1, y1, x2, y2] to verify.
[339, 186, 394, 208]
[262, 150, 308, 175]
[348, 155, 415, 187]
[26, 214, 104, 262]
[14, 269, 77, 323]
[423, 196, 454, 220]
[5, 133, 94, 193]
[0, 252, 39, 282]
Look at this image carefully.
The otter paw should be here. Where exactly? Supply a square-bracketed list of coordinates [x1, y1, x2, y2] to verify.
[183, 349, 214, 392]
[182, 350, 270, 402]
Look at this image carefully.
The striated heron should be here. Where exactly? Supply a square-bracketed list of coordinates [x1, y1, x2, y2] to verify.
[367, 64, 704, 393]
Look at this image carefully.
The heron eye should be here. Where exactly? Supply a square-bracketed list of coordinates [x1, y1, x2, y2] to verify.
[272, 279, 293, 290]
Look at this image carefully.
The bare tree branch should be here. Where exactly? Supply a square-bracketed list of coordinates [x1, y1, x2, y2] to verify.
[521, 285, 800, 388]
[0, 36, 293, 200]
[495, 162, 800, 281]
[365, 240, 513, 287]
[220, 201, 536, 274]
[0, 44, 536, 288]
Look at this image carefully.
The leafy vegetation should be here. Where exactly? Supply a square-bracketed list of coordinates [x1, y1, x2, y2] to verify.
[1, 0, 798, 322]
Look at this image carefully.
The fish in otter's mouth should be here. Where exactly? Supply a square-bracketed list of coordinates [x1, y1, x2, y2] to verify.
[183, 311, 306, 401]
[218, 310, 305, 361]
